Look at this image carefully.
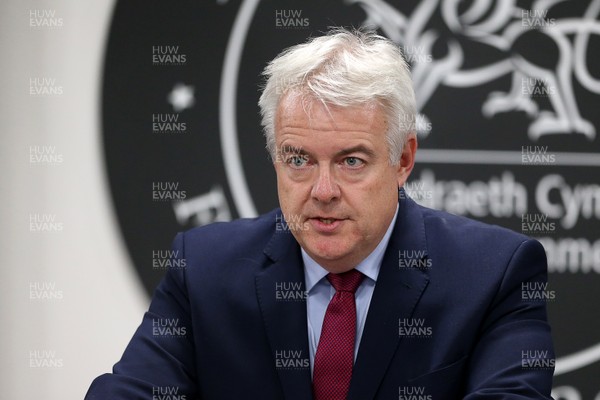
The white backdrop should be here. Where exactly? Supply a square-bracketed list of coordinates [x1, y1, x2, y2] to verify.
[0, 0, 149, 398]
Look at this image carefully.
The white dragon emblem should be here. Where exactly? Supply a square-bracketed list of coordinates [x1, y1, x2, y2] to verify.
[350, 0, 600, 140]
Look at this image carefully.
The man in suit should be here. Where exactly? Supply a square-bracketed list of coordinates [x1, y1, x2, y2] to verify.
[87, 29, 554, 399]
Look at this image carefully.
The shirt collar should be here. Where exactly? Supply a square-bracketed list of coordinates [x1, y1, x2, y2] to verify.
[302, 204, 399, 293]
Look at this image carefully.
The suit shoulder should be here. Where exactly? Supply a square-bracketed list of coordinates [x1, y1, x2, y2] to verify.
[418, 204, 531, 251]
[416, 204, 547, 294]
[175, 209, 279, 256]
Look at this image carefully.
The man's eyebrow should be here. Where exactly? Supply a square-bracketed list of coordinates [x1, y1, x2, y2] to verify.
[276, 144, 376, 158]
[335, 145, 376, 158]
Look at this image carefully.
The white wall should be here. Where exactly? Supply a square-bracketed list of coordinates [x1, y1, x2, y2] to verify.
[0, 0, 149, 398]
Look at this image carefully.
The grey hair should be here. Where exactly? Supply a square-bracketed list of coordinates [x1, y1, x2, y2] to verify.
[258, 28, 416, 165]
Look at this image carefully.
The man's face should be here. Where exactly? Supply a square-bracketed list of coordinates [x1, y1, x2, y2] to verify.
[273, 96, 416, 273]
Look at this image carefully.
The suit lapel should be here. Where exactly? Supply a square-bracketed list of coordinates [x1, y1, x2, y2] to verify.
[256, 224, 313, 400]
[348, 194, 430, 400]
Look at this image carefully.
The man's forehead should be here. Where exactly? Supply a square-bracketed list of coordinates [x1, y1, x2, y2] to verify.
[275, 94, 383, 131]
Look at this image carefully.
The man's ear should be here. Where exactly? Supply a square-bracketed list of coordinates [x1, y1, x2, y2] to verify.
[397, 133, 417, 188]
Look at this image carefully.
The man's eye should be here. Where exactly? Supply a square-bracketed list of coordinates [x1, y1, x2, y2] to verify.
[344, 157, 364, 168]
[287, 155, 308, 168]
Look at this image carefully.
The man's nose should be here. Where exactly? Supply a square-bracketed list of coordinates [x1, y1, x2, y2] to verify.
[311, 167, 341, 203]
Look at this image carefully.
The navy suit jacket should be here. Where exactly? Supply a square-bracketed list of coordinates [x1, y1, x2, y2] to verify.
[87, 195, 554, 399]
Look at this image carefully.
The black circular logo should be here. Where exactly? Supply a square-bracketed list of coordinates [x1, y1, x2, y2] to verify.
[103, 1, 600, 395]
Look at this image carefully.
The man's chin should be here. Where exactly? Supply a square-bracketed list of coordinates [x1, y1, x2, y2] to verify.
[302, 240, 358, 270]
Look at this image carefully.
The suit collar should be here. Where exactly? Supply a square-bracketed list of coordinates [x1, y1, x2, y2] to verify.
[348, 191, 430, 400]
[394, 188, 429, 258]
[263, 210, 296, 262]
[258, 223, 313, 400]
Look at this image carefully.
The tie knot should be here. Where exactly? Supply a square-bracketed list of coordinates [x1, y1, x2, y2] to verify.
[327, 269, 364, 293]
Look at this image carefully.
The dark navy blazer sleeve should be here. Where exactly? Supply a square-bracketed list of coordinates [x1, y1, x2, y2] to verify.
[463, 238, 554, 398]
[86, 232, 199, 399]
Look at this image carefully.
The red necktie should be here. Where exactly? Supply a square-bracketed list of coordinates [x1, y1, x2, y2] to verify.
[313, 269, 365, 400]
